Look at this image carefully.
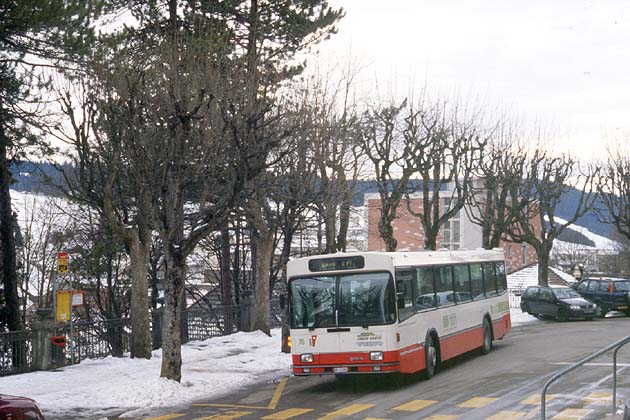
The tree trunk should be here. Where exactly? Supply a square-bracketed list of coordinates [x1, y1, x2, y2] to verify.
[252, 227, 272, 336]
[0, 140, 20, 332]
[537, 246, 550, 286]
[160, 247, 185, 382]
[128, 226, 152, 359]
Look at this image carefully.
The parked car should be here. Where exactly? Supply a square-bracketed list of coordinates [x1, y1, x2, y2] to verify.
[0, 394, 45, 419]
[520, 285, 597, 321]
[572, 277, 630, 317]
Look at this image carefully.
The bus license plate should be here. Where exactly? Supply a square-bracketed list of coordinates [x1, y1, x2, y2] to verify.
[333, 367, 348, 373]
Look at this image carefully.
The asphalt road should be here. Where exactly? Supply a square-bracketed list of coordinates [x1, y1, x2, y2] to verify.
[56, 315, 630, 420]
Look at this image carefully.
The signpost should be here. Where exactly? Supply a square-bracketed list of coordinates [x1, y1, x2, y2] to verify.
[54, 252, 75, 364]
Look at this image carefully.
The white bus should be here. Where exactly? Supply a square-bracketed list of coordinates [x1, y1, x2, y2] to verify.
[287, 250, 511, 377]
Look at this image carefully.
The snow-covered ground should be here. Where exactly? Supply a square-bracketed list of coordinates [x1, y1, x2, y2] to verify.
[1, 311, 537, 419]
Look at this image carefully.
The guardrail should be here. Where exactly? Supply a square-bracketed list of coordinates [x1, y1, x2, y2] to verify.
[541, 334, 630, 419]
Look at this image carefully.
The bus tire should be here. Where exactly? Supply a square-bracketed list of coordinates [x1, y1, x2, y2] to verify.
[480, 318, 492, 355]
[423, 333, 438, 379]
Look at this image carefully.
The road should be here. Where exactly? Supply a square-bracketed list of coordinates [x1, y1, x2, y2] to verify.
[59, 316, 630, 420]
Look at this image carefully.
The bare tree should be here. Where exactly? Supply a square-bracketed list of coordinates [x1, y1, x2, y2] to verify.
[358, 100, 415, 251]
[506, 151, 600, 285]
[466, 125, 528, 249]
[599, 145, 630, 241]
[404, 99, 487, 250]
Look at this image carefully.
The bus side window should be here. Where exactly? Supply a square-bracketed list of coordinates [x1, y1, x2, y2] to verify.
[395, 269, 415, 321]
[495, 262, 507, 293]
[415, 267, 436, 310]
[470, 263, 484, 299]
[453, 265, 472, 303]
[435, 266, 455, 307]
[483, 262, 498, 296]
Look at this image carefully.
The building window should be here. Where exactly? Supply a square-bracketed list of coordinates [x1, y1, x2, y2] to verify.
[522, 243, 528, 265]
[442, 198, 461, 250]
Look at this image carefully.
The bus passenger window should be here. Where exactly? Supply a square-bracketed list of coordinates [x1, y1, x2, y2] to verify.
[495, 262, 507, 293]
[415, 267, 436, 310]
[470, 263, 484, 299]
[435, 266, 455, 307]
[453, 265, 472, 302]
[396, 269, 415, 321]
[483, 263, 498, 296]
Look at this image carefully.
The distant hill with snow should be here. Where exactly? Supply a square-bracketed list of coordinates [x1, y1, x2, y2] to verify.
[9, 162, 616, 241]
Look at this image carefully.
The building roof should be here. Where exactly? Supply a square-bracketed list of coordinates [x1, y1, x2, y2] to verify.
[507, 263, 578, 290]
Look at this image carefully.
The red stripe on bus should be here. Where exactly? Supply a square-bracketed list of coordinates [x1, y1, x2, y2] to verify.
[293, 314, 512, 375]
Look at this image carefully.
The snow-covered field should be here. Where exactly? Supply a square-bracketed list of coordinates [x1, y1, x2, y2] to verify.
[1, 311, 537, 419]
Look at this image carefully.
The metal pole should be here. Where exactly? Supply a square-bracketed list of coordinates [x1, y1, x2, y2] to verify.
[53, 274, 58, 322]
[69, 275, 74, 365]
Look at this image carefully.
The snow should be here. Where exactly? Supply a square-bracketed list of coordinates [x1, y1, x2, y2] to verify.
[547, 215, 617, 251]
[0, 312, 540, 419]
[0, 329, 291, 419]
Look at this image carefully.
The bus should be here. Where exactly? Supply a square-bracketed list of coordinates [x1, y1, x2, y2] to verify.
[287, 249, 511, 377]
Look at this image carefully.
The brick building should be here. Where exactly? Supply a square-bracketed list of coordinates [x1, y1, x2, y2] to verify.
[365, 193, 539, 273]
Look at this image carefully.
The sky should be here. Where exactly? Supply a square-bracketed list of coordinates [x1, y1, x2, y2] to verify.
[1, 313, 539, 420]
[320, 0, 630, 161]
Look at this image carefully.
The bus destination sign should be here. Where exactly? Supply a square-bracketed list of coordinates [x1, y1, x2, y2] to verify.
[308, 256, 365, 272]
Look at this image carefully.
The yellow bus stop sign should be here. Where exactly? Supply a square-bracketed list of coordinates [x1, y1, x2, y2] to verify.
[57, 252, 69, 276]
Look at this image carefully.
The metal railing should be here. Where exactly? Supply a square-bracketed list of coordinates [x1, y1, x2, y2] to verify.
[0, 299, 284, 376]
[0, 330, 33, 376]
[541, 334, 630, 419]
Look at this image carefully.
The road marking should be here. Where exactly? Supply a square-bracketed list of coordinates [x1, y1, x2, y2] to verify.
[364, 418, 391, 420]
[552, 362, 630, 367]
[261, 408, 314, 419]
[268, 378, 289, 409]
[193, 404, 268, 410]
[392, 399, 437, 411]
[583, 391, 612, 404]
[485, 411, 526, 420]
[317, 404, 375, 420]
[521, 394, 557, 405]
[550, 408, 592, 420]
[424, 416, 460, 420]
[196, 411, 252, 419]
[457, 397, 498, 408]
[144, 415, 185, 420]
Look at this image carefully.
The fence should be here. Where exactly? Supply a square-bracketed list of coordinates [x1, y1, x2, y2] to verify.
[0, 299, 285, 376]
[0, 330, 33, 376]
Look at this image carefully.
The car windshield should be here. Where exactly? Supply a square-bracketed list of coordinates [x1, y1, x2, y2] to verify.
[289, 271, 396, 328]
[553, 288, 581, 299]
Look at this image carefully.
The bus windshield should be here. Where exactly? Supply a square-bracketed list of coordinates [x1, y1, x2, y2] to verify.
[290, 272, 396, 329]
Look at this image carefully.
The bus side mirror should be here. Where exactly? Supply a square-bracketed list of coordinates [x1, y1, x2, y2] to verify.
[279, 294, 286, 310]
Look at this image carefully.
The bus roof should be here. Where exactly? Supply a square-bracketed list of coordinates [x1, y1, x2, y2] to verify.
[287, 249, 504, 276]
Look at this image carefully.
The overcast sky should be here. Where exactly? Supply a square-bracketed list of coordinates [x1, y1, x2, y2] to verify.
[320, 0, 630, 161]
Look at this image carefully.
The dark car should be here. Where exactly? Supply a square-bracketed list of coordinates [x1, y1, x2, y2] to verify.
[0, 394, 45, 419]
[573, 277, 630, 317]
[520, 285, 597, 321]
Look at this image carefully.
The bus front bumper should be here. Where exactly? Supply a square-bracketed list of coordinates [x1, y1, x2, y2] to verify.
[292, 362, 400, 375]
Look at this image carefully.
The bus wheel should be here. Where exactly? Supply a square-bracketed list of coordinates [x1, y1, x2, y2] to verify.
[481, 319, 492, 355]
[423, 334, 438, 379]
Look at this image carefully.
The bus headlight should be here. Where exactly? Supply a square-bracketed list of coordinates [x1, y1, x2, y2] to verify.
[370, 351, 384, 361]
[300, 353, 313, 363]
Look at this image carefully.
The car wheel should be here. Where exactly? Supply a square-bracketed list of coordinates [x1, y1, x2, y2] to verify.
[423, 333, 438, 379]
[521, 303, 530, 313]
[480, 318, 493, 355]
[557, 308, 569, 322]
